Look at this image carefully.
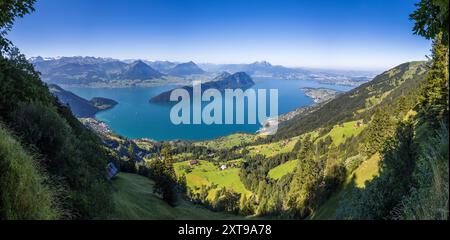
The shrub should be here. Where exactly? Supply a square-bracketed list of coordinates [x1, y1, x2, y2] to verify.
[400, 124, 449, 220]
[9, 102, 113, 219]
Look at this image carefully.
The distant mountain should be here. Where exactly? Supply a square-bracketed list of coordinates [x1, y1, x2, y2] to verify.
[31, 57, 164, 85]
[146, 60, 177, 74]
[48, 84, 118, 117]
[118, 60, 164, 80]
[212, 71, 232, 81]
[199, 61, 377, 86]
[199, 60, 306, 77]
[150, 72, 254, 103]
[168, 61, 205, 76]
[31, 56, 121, 74]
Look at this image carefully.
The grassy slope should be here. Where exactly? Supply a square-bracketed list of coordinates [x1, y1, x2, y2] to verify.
[109, 172, 241, 220]
[174, 160, 252, 199]
[195, 133, 260, 150]
[0, 125, 59, 220]
[316, 120, 366, 146]
[248, 136, 299, 157]
[310, 154, 381, 219]
[264, 120, 365, 181]
[352, 154, 381, 188]
[268, 160, 299, 180]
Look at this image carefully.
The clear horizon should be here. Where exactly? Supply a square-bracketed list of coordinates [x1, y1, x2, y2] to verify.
[8, 0, 431, 71]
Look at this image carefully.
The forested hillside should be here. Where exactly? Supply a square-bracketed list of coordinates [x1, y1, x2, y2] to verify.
[1, 0, 113, 219]
[246, 0, 448, 219]
[276, 61, 427, 139]
[236, 61, 430, 218]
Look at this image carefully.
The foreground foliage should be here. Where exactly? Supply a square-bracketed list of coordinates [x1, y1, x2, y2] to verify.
[0, 124, 60, 219]
[1, 0, 113, 219]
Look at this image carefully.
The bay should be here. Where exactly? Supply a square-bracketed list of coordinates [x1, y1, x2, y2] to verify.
[67, 78, 353, 141]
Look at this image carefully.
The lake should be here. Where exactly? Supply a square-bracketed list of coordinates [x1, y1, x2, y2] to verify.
[67, 78, 353, 141]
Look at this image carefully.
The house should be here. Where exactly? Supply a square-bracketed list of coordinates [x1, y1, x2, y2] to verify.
[189, 160, 199, 166]
[106, 162, 118, 180]
[220, 165, 227, 171]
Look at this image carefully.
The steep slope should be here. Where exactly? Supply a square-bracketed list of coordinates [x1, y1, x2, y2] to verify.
[1, 48, 116, 219]
[276, 61, 428, 139]
[49, 84, 117, 118]
[258, 62, 427, 180]
[0, 124, 60, 220]
[109, 173, 241, 220]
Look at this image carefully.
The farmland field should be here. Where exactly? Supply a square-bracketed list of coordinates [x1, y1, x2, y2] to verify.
[174, 160, 252, 199]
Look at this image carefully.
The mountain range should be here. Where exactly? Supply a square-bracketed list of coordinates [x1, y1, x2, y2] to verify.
[30, 57, 207, 85]
[30, 57, 376, 87]
[199, 61, 305, 77]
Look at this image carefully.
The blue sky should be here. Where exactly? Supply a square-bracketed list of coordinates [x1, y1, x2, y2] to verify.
[8, 0, 430, 70]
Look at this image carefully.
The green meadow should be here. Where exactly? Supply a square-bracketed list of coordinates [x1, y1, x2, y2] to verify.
[195, 133, 261, 150]
[174, 160, 252, 199]
[268, 160, 299, 180]
[248, 137, 299, 157]
[317, 120, 365, 146]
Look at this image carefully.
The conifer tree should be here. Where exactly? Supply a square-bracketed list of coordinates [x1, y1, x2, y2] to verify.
[178, 174, 187, 196]
[1, 0, 36, 53]
[418, 34, 449, 128]
[396, 96, 408, 119]
[287, 139, 321, 218]
[161, 143, 177, 183]
[410, 0, 449, 44]
[153, 143, 178, 206]
[362, 108, 396, 157]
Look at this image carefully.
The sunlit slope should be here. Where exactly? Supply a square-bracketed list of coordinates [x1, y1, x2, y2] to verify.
[310, 154, 381, 220]
[268, 160, 299, 180]
[277, 61, 427, 139]
[109, 173, 240, 219]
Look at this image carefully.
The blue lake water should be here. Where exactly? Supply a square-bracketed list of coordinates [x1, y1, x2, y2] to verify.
[67, 78, 352, 141]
